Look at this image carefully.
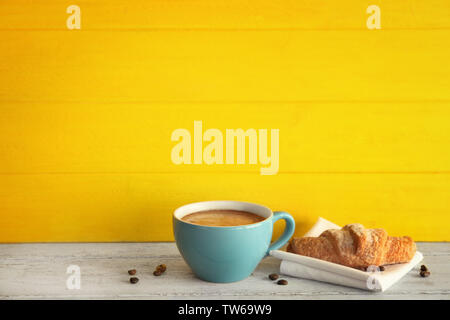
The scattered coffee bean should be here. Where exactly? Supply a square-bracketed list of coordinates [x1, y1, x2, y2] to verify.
[269, 273, 279, 281]
[128, 269, 136, 275]
[277, 279, 288, 285]
[156, 264, 167, 273]
[420, 270, 431, 278]
[153, 270, 162, 276]
[129, 277, 139, 284]
[379, 266, 385, 271]
[420, 265, 428, 272]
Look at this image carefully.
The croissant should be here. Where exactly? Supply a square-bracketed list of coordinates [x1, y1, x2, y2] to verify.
[287, 223, 416, 269]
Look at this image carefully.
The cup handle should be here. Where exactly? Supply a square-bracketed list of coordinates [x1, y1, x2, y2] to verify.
[267, 211, 296, 254]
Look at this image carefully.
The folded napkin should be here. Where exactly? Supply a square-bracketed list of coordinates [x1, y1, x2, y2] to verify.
[270, 217, 423, 292]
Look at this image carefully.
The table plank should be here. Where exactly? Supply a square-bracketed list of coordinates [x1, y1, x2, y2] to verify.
[0, 242, 448, 299]
[2, 0, 450, 30]
[2, 31, 450, 102]
[2, 174, 450, 242]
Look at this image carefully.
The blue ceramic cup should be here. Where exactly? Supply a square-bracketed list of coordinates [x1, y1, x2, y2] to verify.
[173, 201, 295, 283]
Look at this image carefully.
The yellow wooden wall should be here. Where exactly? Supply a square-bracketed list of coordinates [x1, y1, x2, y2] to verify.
[0, 0, 449, 242]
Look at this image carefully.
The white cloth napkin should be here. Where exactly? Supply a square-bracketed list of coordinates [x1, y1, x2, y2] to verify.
[270, 217, 423, 291]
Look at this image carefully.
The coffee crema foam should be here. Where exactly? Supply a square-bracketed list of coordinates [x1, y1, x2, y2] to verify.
[181, 210, 266, 227]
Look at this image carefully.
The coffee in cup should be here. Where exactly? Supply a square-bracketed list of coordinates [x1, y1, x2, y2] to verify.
[181, 209, 265, 227]
[173, 201, 296, 283]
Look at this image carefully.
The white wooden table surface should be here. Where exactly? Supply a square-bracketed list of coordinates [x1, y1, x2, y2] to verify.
[0, 242, 448, 300]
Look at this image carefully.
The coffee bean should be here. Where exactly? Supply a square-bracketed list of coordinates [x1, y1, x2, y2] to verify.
[277, 279, 288, 285]
[153, 270, 162, 276]
[156, 264, 167, 273]
[379, 266, 385, 271]
[269, 273, 279, 281]
[128, 269, 136, 275]
[129, 277, 139, 284]
[420, 265, 428, 272]
[420, 270, 431, 278]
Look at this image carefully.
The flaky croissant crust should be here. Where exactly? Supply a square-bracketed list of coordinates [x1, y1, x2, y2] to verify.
[287, 223, 416, 269]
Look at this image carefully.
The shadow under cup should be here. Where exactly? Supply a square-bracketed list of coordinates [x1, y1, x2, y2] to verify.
[173, 201, 296, 283]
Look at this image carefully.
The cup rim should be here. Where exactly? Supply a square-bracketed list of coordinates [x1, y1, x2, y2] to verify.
[173, 200, 273, 229]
